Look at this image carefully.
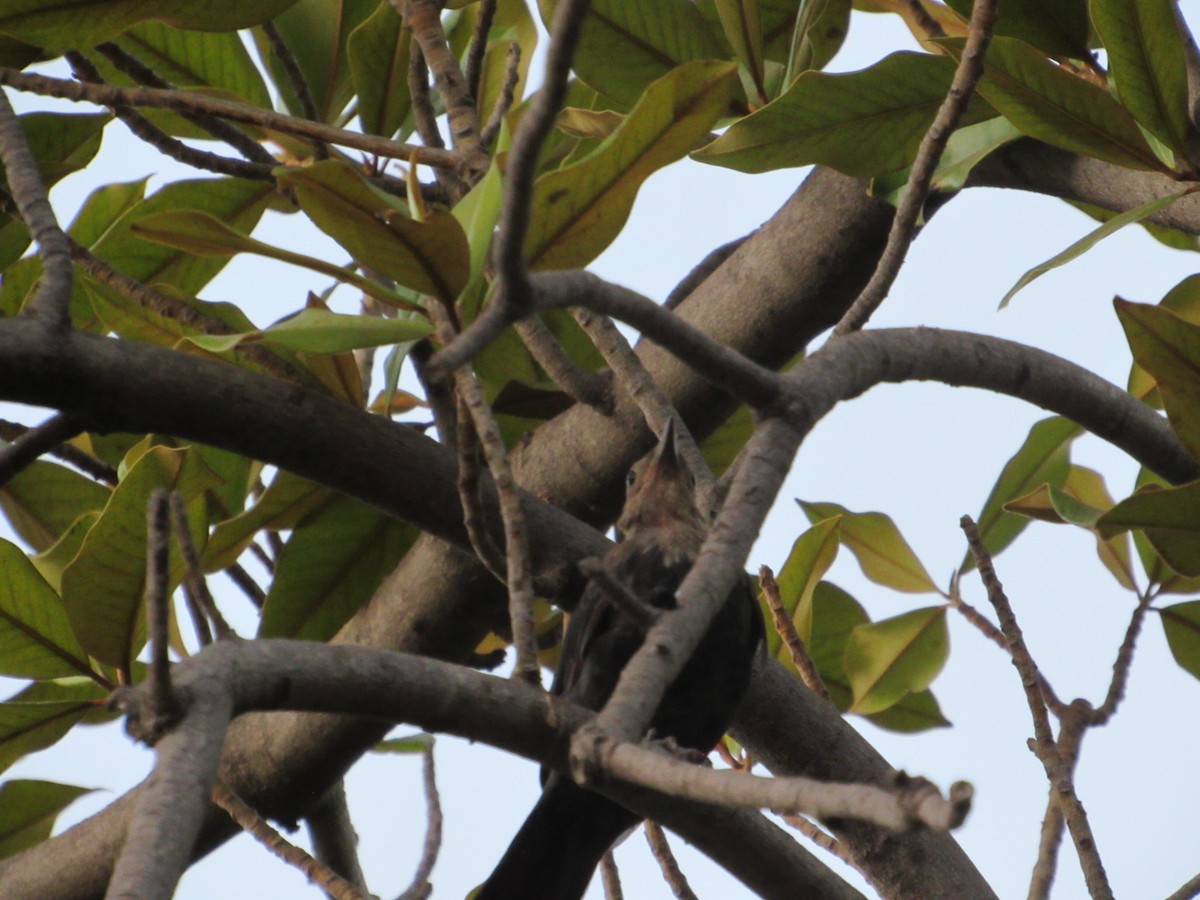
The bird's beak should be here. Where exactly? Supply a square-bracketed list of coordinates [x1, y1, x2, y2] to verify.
[653, 418, 680, 471]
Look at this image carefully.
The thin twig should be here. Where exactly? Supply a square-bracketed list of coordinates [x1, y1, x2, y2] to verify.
[0, 414, 83, 488]
[579, 558, 662, 631]
[65, 52, 274, 181]
[480, 42, 521, 149]
[780, 814, 858, 869]
[412, 339, 458, 449]
[515, 315, 613, 411]
[1092, 589, 1155, 723]
[490, 0, 592, 311]
[572, 308, 714, 511]
[455, 394, 508, 582]
[0, 88, 72, 328]
[93, 42, 277, 166]
[0, 419, 116, 484]
[145, 490, 180, 732]
[169, 492, 234, 640]
[1029, 702, 1090, 900]
[599, 851, 624, 900]
[832, 0, 997, 335]
[1167, 870, 1200, 900]
[0, 67, 460, 168]
[225, 561, 266, 610]
[464, 0, 498, 105]
[212, 781, 370, 900]
[759, 565, 829, 700]
[961, 516, 1114, 900]
[398, 741, 442, 900]
[261, 20, 329, 160]
[644, 821, 698, 900]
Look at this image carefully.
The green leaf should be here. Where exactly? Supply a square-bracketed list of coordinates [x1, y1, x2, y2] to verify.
[1001, 186, 1198, 307]
[92, 177, 272, 298]
[374, 732, 435, 753]
[1161, 600, 1200, 680]
[1116, 299, 1200, 460]
[945, 0, 1089, 59]
[1128, 275, 1200, 404]
[939, 36, 1162, 172]
[0, 461, 110, 553]
[0, 679, 111, 775]
[784, 0, 851, 82]
[694, 52, 993, 178]
[474, 0, 539, 126]
[183, 307, 432, 356]
[67, 178, 150, 249]
[866, 688, 951, 733]
[259, 495, 417, 641]
[347, 1, 410, 138]
[0, 540, 92, 680]
[804, 581, 866, 691]
[1091, 0, 1189, 158]
[204, 470, 331, 572]
[31, 512, 100, 594]
[799, 501, 939, 593]
[526, 60, 739, 270]
[0, 779, 94, 860]
[1097, 481, 1200, 577]
[0, 0, 301, 53]
[699, 404, 753, 477]
[962, 416, 1080, 572]
[844, 605, 949, 715]
[770, 517, 841, 651]
[277, 160, 470, 302]
[713, 0, 766, 99]
[254, 0, 376, 121]
[540, 0, 728, 109]
[60, 446, 222, 670]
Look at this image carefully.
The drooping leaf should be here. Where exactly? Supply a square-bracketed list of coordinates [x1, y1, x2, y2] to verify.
[347, 2, 410, 138]
[939, 36, 1163, 172]
[694, 52, 993, 177]
[1091, 0, 1189, 158]
[0, 779, 94, 860]
[526, 60, 739, 270]
[0, 540, 92, 680]
[1161, 600, 1200, 680]
[844, 605, 949, 715]
[1097, 481, 1200, 577]
[0, 461, 110, 553]
[1001, 187, 1198, 307]
[962, 416, 1080, 572]
[0, 0, 301, 53]
[539, 0, 728, 109]
[945, 0, 1089, 59]
[182, 307, 432, 356]
[259, 495, 417, 641]
[799, 501, 939, 593]
[277, 160, 470, 302]
[0, 679, 111, 775]
[770, 517, 841, 650]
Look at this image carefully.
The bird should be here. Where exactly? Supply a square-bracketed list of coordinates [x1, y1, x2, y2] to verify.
[476, 418, 765, 900]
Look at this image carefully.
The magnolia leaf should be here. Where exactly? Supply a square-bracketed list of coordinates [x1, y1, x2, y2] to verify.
[1161, 600, 1200, 681]
[771, 517, 841, 650]
[0, 779, 94, 860]
[799, 501, 939, 593]
[183, 307, 432, 356]
[0, 540, 92, 680]
[844, 605, 949, 715]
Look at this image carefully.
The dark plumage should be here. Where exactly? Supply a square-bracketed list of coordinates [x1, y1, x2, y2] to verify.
[477, 420, 764, 900]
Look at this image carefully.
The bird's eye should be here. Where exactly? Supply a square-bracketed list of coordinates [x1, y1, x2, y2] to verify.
[625, 469, 637, 487]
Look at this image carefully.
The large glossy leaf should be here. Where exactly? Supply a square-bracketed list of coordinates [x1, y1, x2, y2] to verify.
[946, 0, 1089, 59]
[540, 0, 728, 108]
[770, 517, 840, 651]
[59, 446, 222, 670]
[1091, 0, 1189, 158]
[277, 160, 470, 302]
[255, 0, 376, 121]
[1001, 187, 1198, 307]
[1097, 481, 1200, 577]
[0, 540, 92, 680]
[940, 36, 1162, 172]
[0, 779, 93, 860]
[0, 0, 300, 51]
[203, 470, 331, 572]
[92, 177, 272, 297]
[0, 679, 111, 775]
[1161, 600, 1200, 680]
[694, 52, 993, 177]
[0, 461, 110, 553]
[526, 60, 738, 270]
[347, 1, 410, 138]
[259, 495, 416, 641]
[799, 501, 939, 593]
[844, 605, 949, 715]
[962, 416, 1080, 571]
[1116, 299, 1200, 460]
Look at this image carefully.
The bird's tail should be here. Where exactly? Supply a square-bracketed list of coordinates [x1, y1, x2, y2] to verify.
[474, 775, 638, 900]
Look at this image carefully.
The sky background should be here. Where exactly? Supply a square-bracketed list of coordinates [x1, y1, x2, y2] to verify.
[3, 7, 1199, 899]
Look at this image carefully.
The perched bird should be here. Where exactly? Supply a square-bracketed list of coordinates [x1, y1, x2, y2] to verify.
[477, 419, 765, 900]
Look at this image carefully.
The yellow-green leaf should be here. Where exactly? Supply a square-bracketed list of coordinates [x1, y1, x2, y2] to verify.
[347, 2, 410, 138]
[799, 501, 938, 593]
[1128, 275, 1200, 404]
[713, 0, 766, 100]
[204, 470, 332, 572]
[770, 517, 841, 650]
[0, 779, 94, 860]
[0, 540, 92, 680]
[0, 679, 111, 775]
[183, 307, 432, 356]
[844, 605, 949, 715]
[0, 461, 110, 553]
[1097, 481, 1200, 577]
[1161, 600, 1200, 681]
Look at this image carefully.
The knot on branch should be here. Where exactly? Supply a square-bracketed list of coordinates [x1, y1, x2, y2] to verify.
[569, 722, 617, 788]
[891, 770, 974, 831]
[109, 682, 186, 746]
